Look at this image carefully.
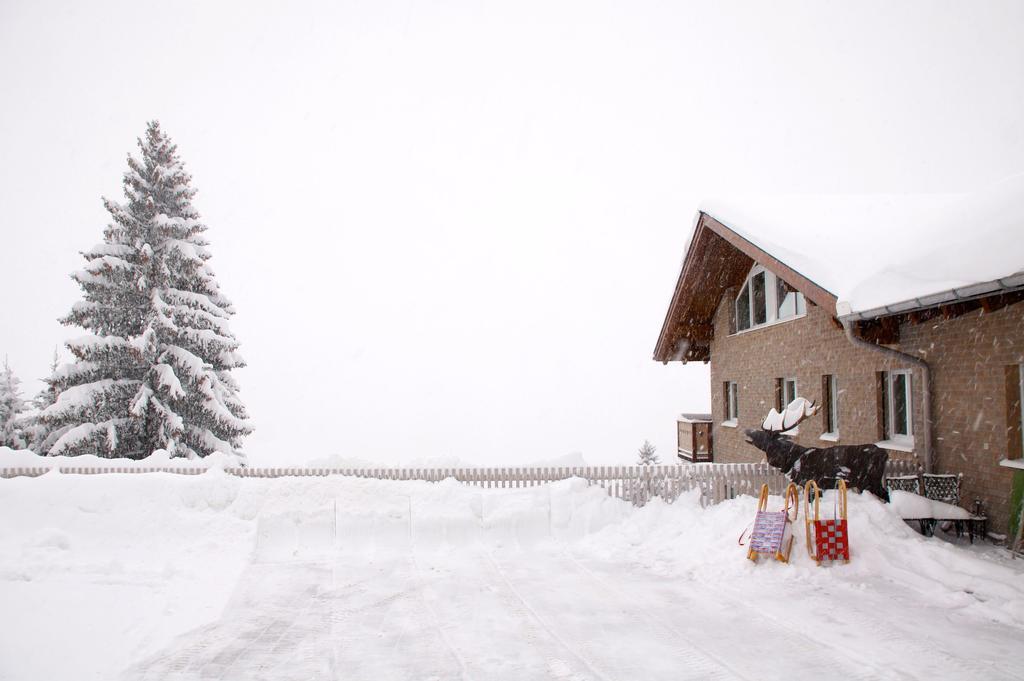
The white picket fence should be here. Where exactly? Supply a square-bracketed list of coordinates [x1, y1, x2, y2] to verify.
[0, 459, 922, 507]
[237, 463, 791, 506]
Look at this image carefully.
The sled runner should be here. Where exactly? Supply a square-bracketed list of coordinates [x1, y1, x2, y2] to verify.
[804, 479, 849, 565]
[745, 483, 800, 563]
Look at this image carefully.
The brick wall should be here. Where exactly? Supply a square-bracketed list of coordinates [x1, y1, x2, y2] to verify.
[706, 289, 1024, 533]
[899, 303, 1024, 533]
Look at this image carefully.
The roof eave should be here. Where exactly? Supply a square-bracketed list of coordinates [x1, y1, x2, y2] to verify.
[837, 272, 1024, 322]
[652, 215, 709, 363]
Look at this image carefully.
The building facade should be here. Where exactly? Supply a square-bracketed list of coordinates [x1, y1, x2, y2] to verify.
[655, 209, 1024, 536]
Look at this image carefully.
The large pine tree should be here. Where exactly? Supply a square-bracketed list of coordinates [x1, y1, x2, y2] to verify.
[42, 121, 251, 459]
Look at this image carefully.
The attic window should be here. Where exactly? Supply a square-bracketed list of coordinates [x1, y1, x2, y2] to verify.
[776, 277, 806, 319]
[735, 265, 806, 332]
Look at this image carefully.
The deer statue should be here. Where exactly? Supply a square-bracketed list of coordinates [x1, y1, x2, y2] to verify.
[745, 398, 890, 501]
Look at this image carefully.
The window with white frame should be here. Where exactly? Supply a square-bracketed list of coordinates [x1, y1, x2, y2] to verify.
[822, 374, 839, 436]
[881, 370, 913, 445]
[775, 377, 798, 411]
[783, 377, 797, 407]
[772, 377, 800, 433]
[724, 381, 738, 423]
[776, 277, 806, 320]
[735, 264, 806, 333]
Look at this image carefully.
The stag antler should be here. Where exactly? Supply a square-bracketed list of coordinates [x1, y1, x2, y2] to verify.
[761, 397, 819, 433]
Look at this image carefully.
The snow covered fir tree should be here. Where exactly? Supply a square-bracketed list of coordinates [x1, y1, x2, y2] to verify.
[0, 357, 27, 448]
[21, 348, 62, 452]
[636, 440, 659, 465]
[41, 121, 252, 459]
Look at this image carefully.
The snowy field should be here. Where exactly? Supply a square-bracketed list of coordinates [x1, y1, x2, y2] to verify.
[2, 470, 1023, 681]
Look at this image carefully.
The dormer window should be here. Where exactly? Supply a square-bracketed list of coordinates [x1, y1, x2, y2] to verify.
[735, 265, 806, 332]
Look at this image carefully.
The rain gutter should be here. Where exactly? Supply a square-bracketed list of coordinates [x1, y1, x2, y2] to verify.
[839, 318, 933, 474]
[840, 273, 1024, 322]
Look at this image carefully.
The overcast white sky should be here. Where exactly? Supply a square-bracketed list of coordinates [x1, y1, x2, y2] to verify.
[2, 0, 1023, 466]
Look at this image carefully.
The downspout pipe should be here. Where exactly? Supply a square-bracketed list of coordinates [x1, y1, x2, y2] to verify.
[840, 319, 933, 474]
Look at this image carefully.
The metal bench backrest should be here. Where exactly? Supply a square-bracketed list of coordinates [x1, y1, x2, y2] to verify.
[885, 475, 921, 495]
[922, 473, 961, 505]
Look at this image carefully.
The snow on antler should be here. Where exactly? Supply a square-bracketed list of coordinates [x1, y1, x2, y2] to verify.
[761, 397, 819, 433]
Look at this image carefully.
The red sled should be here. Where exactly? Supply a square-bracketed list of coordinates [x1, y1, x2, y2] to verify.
[804, 480, 849, 565]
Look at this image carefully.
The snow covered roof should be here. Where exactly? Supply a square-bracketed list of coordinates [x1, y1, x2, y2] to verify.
[700, 174, 1024, 320]
[654, 175, 1024, 363]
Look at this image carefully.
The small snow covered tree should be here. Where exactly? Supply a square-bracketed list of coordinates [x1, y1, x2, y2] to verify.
[636, 440, 659, 466]
[0, 357, 27, 449]
[23, 348, 62, 452]
[43, 121, 252, 459]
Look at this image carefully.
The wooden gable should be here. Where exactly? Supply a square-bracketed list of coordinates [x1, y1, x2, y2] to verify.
[653, 212, 839, 363]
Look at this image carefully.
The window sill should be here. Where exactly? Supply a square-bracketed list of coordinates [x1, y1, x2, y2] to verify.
[730, 312, 807, 337]
[999, 458, 1024, 470]
[819, 432, 840, 443]
[876, 439, 915, 453]
[721, 420, 738, 428]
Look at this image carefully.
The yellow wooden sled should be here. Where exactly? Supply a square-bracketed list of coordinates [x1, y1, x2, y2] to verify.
[804, 480, 849, 565]
[746, 483, 800, 563]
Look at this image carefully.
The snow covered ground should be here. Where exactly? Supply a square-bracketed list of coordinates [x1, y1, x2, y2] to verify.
[2, 470, 1023, 681]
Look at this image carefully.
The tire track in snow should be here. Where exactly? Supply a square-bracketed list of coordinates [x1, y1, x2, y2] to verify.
[248, 577, 331, 679]
[714, 577, 1021, 681]
[327, 553, 467, 681]
[122, 563, 336, 681]
[484, 551, 617, 681]
[410, 547, 476, 681]
[547, 551, 753, 681]
[569, 551, 1017, 681]
[411, 546, 600, 680]
[488, 550, 743, 681]
[561, 552, 883, 681]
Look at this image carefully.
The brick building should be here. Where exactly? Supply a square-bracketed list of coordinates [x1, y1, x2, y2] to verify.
[653, 182, 1024, 536]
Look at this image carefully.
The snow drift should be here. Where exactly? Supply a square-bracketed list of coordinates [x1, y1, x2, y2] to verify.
[2, 470, 1023, 680]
